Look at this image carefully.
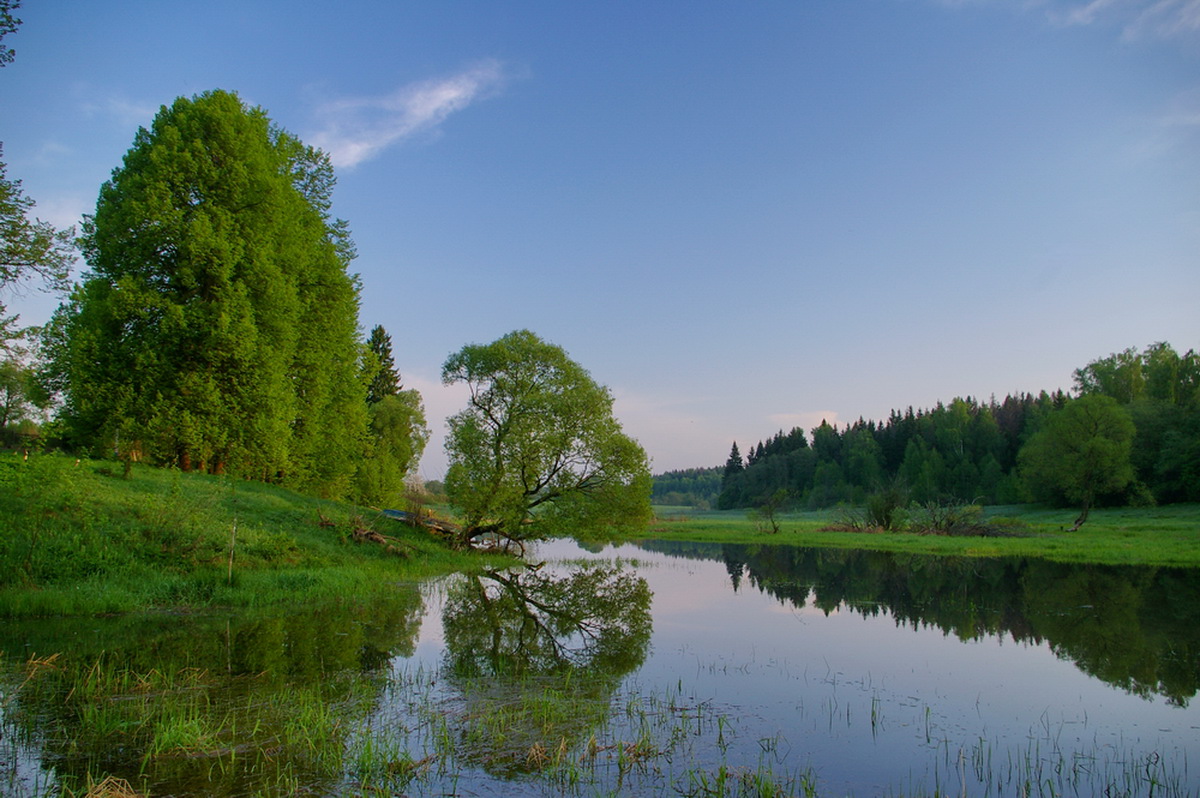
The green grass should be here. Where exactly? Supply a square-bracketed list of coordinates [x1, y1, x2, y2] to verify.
[0, 451, 513, 616]
[645, 503, 1200, 566]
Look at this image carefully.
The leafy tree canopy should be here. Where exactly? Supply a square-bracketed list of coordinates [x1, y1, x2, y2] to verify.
[1018, 394, 1135, 529]
[52, 90, 365, 495]
[442, 329, 651, 545]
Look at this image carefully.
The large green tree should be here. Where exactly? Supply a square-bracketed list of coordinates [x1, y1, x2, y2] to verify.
[54, 90, 366, 496]
[1018, 394, 1135, 529]
[442, 329, 651, 546]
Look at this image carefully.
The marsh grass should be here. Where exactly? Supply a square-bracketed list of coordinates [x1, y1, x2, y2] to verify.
[0, 452, 512, 616]
[3, 646, 1193, 797]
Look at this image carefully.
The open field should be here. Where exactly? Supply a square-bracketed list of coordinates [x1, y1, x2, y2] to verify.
[0, 452, 511, 617]
[646, 503, 1200, 566]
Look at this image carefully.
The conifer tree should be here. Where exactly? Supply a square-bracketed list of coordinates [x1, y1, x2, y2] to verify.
[723, 442, 744, 478]
[365, 324, 402, 404]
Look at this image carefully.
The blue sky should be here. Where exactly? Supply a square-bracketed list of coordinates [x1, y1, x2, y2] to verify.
[2, 1, 1198, 477]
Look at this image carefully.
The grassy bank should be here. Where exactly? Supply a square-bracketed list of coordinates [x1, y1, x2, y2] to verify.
[0, 451, 510, 617]
[645, 503, 1200, 566]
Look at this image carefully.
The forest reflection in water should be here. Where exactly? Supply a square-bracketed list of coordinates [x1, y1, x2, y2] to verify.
[638, 539, 1200, 707]
[1, 541, 1198, 796]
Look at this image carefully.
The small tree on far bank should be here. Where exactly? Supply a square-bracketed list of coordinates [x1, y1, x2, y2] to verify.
[1018, 394, 1135, 530]
[749, 488, 789, 534]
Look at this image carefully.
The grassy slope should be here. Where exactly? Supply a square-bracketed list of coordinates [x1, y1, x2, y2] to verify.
[0, 452, 511, 617]
[646, 504, 1200, 566]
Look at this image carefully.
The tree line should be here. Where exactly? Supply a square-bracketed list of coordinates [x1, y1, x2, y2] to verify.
[711, 342, 1198, 512]
[650, 467, 722, 508]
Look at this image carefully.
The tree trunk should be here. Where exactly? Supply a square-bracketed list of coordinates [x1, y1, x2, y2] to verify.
[1069, 501, 1091, 532]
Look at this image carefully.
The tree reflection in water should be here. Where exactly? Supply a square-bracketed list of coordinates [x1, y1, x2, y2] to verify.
[643, 540, 1200, 707]
[438, 563, 652, 775]
[0, 591, 426, 796]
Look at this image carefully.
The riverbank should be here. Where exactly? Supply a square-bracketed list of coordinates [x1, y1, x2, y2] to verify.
[4, 452, 1197, 620]
[645, 504, 1200, 566]
[0, 452, 511, 617]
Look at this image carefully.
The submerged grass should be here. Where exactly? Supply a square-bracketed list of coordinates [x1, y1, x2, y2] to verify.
[0, 452, 512, 616]
[646, 503, 1200, 566]
[4, 626, 1194, 797]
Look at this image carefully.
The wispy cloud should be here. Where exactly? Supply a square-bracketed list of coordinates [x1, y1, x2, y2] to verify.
[79, 95, 159, 129]
[1045, 0, 1200, 38]
[931, 0, 1200, 39]
[310, 60, 510, 168]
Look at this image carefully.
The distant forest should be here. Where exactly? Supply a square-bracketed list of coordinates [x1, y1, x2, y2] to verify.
[652, 343, 1199, 510]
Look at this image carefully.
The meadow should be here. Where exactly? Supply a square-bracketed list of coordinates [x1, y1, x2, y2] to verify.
[647, 503, 1200, 566]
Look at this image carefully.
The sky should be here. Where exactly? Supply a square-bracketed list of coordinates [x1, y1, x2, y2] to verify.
[1, 0, 1198, 478]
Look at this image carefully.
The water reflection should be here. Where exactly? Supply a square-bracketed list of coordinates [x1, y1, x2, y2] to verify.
[436, 564, 653, 776]
[3, 543, 1197, 797]
[641, 541, 1200, 706]
[0, 590, 425, 796]
[444, 565, 652, 677]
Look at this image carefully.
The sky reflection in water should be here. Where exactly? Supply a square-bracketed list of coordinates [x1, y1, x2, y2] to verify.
[489, 538, 1200, 796]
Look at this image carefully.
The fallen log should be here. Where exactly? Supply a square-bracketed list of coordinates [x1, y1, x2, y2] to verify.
[382, 509, 462, 537]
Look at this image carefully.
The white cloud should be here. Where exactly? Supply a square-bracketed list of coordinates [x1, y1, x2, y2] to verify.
[1125, 0, 1200, 37]
[309, 60, 509, 168]
[80, 95, 159, 129]
[931, 0, 1200, 38]
[1043, 0, 1200, 37]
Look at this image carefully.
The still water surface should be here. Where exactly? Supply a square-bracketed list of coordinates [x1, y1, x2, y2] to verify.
[2, 539, 1198, 796]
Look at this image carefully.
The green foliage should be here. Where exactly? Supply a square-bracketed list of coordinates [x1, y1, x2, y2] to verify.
[0, 149, 75, 303]
[1074, 342, 1200, 407]
[50, 90, 366, 498]
[864, 479, 909, 531]
[442, 329, 652, 543]
[364, 323, 402, 404]
[354, 389, 429, 506]
[1019, 394, 1136, 527]
[652, 466, 722, 508]
[0, 140, 76, 361]
[0, 356, 41, 433]
[0, 0, 18, 67]
[720, 342, 1198, 515]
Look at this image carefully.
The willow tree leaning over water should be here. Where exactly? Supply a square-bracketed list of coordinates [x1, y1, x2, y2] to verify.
[442, 329, 652, 548]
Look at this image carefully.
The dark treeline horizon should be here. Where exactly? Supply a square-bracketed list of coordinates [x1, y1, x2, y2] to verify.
[652, 342, 1199, 511]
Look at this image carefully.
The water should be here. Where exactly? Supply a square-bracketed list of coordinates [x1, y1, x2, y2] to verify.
[2, 539, 1198, 796]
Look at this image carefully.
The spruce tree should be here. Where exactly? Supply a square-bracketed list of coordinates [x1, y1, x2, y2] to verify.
[366, 324, 402, 404]
[723, 442, 744, 478]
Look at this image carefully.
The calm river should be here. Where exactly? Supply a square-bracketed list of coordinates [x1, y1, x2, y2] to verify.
[2, 539, 1198, 796]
